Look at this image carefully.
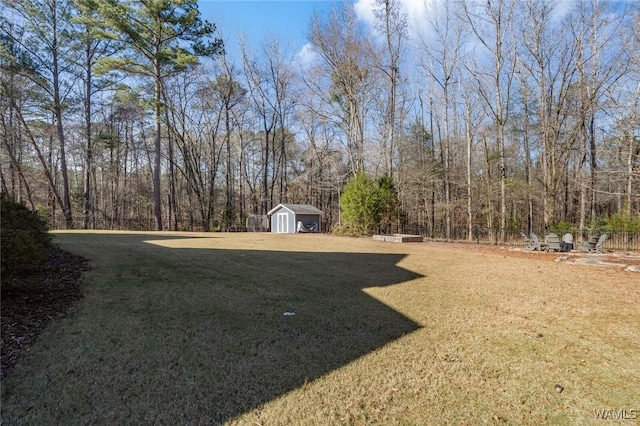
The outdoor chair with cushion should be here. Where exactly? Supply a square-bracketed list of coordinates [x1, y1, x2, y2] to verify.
[560, 233, 573, 252]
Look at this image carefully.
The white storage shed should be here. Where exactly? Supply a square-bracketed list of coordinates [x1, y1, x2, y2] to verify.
[267, 204, 323, 233]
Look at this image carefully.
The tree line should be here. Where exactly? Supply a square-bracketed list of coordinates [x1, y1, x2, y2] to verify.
[1, 0, 638, 238]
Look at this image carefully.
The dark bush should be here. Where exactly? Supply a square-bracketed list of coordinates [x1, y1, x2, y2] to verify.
[1, 193, 52, 276]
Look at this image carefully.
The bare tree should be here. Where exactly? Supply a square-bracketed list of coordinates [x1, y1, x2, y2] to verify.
[419, 0, 468, 239]
[460, 73, 485, 240]
[295, 85, 347, 228]
[216, 58, 246, 229]
[515, 0, 631, 230]
[309, 3, 374, 175]
[372, 0, 408, 179]
[241, 37, 296, 214]
[461, 0, 516, 240]
[568, 0, 633, 229]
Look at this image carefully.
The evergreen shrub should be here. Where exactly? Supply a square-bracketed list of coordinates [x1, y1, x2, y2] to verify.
[1, 193, 52, 276]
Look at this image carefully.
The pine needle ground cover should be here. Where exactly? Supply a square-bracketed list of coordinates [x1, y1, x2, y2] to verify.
[1, 232, 638, 425]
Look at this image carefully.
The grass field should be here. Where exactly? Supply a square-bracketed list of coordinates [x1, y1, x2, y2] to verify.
[1, 231, 639, 425]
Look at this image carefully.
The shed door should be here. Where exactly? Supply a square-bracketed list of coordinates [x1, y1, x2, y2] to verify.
[276, 212, 288, 233]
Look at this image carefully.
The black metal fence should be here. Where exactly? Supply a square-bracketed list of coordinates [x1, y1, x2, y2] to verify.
[48, 217, 241, 233]
[377, 224, 640, 252]
[592, 231, 640, 252]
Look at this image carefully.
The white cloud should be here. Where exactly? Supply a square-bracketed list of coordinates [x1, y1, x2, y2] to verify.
[353, 0, 431, 36]
[353, 0, 580, 38]
[550, 0, 574, 21]
[354, 0, 580, 36]
[402, 0, 429, 20]
[293, 42, 319, 69]
[353, 0, 377, 26]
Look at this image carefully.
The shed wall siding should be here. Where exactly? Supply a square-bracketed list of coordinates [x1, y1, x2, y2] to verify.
[286, 213, 295, 233]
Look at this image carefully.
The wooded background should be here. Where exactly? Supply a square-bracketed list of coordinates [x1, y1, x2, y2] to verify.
[1, 0, 638, 240]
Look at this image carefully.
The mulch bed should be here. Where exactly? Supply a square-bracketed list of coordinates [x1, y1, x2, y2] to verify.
[1, 247, 88, 378]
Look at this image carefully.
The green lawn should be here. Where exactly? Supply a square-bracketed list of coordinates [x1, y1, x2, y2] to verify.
[2, 231, 638, 425]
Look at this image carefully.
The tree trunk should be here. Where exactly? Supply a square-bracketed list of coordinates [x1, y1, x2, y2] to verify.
[12, 100, 66, 216]
[52, 13, 73, 228]
[153, 60, 163, 231]
[82, 42, 93, 229]
[225, 103, 234, 228]
[465, 98, 473, 241]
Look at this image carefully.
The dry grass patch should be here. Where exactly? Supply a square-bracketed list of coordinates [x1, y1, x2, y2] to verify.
[2, 232, 638, 425]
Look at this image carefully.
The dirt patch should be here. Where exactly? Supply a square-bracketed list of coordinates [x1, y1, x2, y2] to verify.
[1, 246, 88, 378]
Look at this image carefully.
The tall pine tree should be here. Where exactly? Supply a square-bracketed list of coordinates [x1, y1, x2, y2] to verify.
[81, 0, 223, 230]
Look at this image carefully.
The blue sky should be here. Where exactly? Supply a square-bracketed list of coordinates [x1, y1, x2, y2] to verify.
[198, 1, 344, 63]
[196, 0, 587, 69]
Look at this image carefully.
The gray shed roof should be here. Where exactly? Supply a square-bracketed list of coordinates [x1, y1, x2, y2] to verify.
[267, 203, 323, 216]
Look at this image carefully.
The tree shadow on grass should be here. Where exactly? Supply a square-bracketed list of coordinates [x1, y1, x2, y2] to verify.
[1, 234, 423, 424]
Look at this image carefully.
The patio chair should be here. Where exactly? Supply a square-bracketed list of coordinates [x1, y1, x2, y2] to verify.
[560, 233, 573, 252]
[545, 233, 561, 252]
[594, 234, 609, 253]
[579, 235, 600, 252]
[524, 232, 542, 251]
